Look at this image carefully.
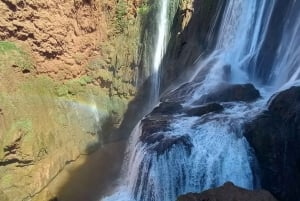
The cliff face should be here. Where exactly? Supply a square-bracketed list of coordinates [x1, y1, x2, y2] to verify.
[161, 0, 227, 91]
[0, 0, 215, 200]
[0, 0, 146, 200]
[0, 0, 142, 80]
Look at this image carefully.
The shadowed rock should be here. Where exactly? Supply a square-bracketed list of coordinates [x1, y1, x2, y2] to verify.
[150, 135, 193, 155]
[161, 82, 203, 103]
[140, 115, 172, 141]
[244, 86, 300, 201]
[185, 102, 224, 117]
[193, 83, 260, 104]
[140, 115, 192, 155]
[268, 86, 300, 120]
[177, 182, 278, 201]
[150, 102, 183, 115]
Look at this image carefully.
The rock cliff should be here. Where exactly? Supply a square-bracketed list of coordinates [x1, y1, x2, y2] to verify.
[0, 0, 148, 200]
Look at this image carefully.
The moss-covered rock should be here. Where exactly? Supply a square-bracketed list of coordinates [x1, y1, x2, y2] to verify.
[0, 39, 135, 200]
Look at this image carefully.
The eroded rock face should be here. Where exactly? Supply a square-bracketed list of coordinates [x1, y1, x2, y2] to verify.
[177, 182, 278, 201]
[0, 0, 142, 80]
[0, 0, 146, 200]
[244, 86, 300, 201]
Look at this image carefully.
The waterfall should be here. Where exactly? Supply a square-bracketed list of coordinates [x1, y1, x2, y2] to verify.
[102, 0, 300, 200]
[150, 0, 170, 103]
[191, 0, 275, 85]
[271, 0, 300, 89]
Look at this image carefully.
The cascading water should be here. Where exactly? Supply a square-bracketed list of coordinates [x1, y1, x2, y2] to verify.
[191, 0, 275, 85]
[102, 0, 300, 201]
[150, 0, 170, 103]
[270, 0, 300, 89]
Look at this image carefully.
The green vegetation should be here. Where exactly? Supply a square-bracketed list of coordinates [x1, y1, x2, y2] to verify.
[0, 119, 33, 160]
[115, 0, 128, 33]
[137, 3, 150, 15]
[9, 119, 33, 135]
[0, 41, 34, 72]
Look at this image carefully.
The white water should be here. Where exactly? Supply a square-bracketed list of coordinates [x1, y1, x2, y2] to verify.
[102, 0, 300, 200]
[150, 0, 170, 103]
[271, 0, 300, 89]
[192, 1, 275, 85]
[102, 102, 262, 201]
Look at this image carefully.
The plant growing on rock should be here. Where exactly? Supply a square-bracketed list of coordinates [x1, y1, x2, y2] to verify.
[115, 0, 128, 33]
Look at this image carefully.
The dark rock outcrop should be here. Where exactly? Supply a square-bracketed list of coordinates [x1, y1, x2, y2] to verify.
[193, 83, 261, 104]
[161, 0, 228, 90]
[139, 100, 193, 155]
[185, 103, 224, 116]
[140, 115, 192, 155]
[150, 102, 183, 115]
[161, 82, 203, 103]
[244, 86, 300, 201]
[177, 182, 278, 201]
[141, 115, 172, 140]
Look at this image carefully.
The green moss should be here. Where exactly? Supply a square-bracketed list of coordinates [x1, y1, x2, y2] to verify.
[0, 119, 33, 158]
[137, 3, 150, 16]
[1, 174, 14, 188]
[87, 57, 107, 70]
[0, 41, 18, 52]
[7, 119, 33, 137]
[21, 76, 55, 96]
[55, 85, 69, 97]
[77, 75, 93, 86]
[17, 120, 32, 132]
[115, 0, 128, 33]
[0, 41, 34, 72]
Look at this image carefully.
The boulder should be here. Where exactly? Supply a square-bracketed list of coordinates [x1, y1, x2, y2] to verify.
[268, 86, 300, 121]
[177, 182, 278, 201]
[150, 102, 183, 115]
[244, 86, 300, 201]
[151, 135, 193, 155]
[193, 83, 260, 104]
[140, 115, 192, 155]
[161, 82, 203, 103]
[140, 115, 172, 141]
[185, 103, 224, 116]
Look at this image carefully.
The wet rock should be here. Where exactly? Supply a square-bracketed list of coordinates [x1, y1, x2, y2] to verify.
[140, 115, 172, 140]
[161, 82, 203, 103]
[185, 102, 224, 116]
[244, 86, 300, 201]
[177, 182, 278, 201]
[193, 83, 260, 104]
[268, 86, 300, 121]
[150, 102, 183, 115]
[152, 135, 193, 155]
[140, 116, 192, 155]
